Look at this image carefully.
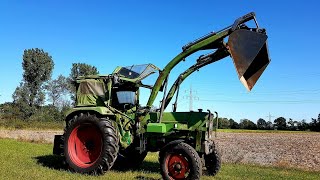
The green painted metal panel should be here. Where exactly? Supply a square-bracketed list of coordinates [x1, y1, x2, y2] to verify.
[146, 123, 174, 133]
[175, 123, 188, 130]
[145, 112, 209, 131]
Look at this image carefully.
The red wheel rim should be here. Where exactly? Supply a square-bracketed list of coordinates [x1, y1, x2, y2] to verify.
[68, 123, 103, 168]
[165, 153, 190, 179]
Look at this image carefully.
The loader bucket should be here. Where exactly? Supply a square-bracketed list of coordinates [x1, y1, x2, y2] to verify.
[228, 29, 270, 91]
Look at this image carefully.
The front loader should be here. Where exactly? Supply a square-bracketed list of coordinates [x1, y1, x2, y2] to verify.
[53, 12, 270, 179]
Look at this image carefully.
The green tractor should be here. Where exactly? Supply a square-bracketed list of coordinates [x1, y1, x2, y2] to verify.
[53, 12, 270, 179]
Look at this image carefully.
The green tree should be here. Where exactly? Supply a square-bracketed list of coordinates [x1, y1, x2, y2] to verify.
[287, 118, 298, 130]
[45, 75, 69, 107]
[274, 117, 287, 130]
[298, 119, 309, 131]
[22, 48, 54, 107]
[70, 63, 99, 79]
[239, 119, 257, 130]
[229, 118, 239, 129]
[13, 48, 54, 118]
[310, 113, 320, 131]
[0, 102, 22, 120]
[218, 118, 230, 129]
[257, 118, 267, 130]
[68, 63, 99, 103]
[266, 121, 273, 130]
[12, 82, 34, 118]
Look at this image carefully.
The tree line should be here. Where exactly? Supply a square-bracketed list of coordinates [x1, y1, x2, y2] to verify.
[215, 114, 320, 132]
[0, 48, 99, 122]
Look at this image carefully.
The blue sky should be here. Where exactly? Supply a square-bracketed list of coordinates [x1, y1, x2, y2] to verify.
[0, 1, 319, 122]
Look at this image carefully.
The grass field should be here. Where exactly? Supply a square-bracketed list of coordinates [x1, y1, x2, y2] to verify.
[1, 139, 319, 180]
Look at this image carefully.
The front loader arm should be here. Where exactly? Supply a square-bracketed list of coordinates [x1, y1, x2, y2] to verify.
[146, 12, 267, 108]
[146, 27, 230, 107]
[163, 47, 230, 111]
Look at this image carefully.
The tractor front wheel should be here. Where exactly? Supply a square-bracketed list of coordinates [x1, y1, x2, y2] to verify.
[204, 141, 221, 176]
[159, 142, 202, 180]
[64, 113, 119, 175]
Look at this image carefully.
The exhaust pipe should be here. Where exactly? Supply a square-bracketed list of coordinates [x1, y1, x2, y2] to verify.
[228, 29, 270, 91]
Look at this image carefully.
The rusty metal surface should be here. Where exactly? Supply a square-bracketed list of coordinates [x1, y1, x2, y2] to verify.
[228, 29, 270, 91]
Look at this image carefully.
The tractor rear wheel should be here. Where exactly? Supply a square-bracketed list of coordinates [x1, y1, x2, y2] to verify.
[204, 142, 221, 176]
[64, 113, 119, 175]
[159, 142, 202, 180]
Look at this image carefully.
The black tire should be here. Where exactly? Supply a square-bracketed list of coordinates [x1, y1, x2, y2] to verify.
[204, 142, 221, 176]
[159, 142, 202, 180]
[63, 113, 119, 175]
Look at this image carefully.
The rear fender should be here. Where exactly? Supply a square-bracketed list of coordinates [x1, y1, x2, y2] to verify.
[65, 106, 114, 121]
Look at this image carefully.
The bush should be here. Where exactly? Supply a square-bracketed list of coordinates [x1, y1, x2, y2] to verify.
[28, 105, 64, 122]
[0, 103, 69, 129]
[239, 119, 257, 130]
[229, 119, 240, 129]
[0, 118, 64, 130]
[0, 102, 24, 120]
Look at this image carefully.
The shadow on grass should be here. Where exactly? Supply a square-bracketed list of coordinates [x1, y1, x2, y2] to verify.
[35, 155, 160, 177]
[111, 160, 160, 174]
[113, 160, 160, 180]
[34, 155, 67, 170]
[134, 176, 159, 180]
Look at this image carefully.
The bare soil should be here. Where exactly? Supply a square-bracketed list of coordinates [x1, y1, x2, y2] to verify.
[215, 132, 320, 171]
[1, 129, 319, 171]
[0, 129, 62, 143]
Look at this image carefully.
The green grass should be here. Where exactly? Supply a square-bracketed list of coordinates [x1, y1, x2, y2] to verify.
[217, 129, 315, 133]
[1, 138, 319, 180]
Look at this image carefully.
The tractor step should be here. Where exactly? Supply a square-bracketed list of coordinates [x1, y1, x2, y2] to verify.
[53, 135, 64, 155]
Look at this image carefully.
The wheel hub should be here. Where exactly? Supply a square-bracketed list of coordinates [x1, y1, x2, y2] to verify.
[166, 154, 189, 179]
[85, 140, 95, 151]
[174, 163, 182, 171]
